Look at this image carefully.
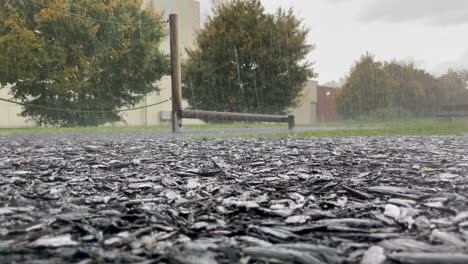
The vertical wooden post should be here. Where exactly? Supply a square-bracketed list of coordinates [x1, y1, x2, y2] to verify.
[169, 14, 183, 133]
[288, 115, 295, 130]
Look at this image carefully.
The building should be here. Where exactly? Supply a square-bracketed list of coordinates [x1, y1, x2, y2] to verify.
[291, 81, 318, 124]
[290, 82, 340, 124]
[316, 86, 340, 122]
[116, 0, 202, 126]
[0, 86, 32, 128]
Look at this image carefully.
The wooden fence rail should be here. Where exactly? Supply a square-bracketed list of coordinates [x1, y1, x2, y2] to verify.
[438, 104, 468, 119]
[441, 104, 468, 112]
[180, 109, 295, 129]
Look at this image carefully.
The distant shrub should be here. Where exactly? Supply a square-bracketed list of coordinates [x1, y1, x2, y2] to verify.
[356, 107, 415, 122]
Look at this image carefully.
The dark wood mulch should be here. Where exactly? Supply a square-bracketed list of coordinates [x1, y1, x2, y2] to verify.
[0, 135, 467, 264]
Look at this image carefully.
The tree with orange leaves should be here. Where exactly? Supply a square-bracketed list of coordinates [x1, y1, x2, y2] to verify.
[0, 0, 167, 126]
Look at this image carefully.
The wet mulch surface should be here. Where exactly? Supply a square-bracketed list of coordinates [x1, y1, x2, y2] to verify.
[0, 135, 468, 264]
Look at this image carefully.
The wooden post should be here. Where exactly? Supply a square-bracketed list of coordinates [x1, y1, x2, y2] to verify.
[169, 14, 183, 133]
[288, 115, 295, 130]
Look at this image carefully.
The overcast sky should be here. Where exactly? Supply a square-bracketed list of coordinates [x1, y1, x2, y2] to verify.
[196, 0, 468, 84]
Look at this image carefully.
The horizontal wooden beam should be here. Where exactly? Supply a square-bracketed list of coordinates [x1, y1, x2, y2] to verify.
[180, 110, 295, 129]
[441, 104, 468, 111]
[438, 113, 468, 117]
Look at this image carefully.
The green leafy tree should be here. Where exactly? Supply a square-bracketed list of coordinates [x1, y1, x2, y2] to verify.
[437, 69, 468, 106]
[384, 61, 439, 116]
[335, 54, 466, 119]
[182, 0, 315, 115]
[0, 0, 168, 126]
[335, 54, 395, 119]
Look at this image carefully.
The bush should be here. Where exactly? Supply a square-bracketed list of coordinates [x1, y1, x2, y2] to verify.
[356, 107, 415, 122]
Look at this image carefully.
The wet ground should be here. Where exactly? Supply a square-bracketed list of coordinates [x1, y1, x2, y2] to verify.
[0, 133, 467, 263]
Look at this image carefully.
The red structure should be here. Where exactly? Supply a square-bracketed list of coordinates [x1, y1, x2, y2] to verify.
[316, 86, 339, 122]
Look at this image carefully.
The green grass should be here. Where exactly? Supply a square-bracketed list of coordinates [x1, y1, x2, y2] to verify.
[246, 119, 468, 138]
[1, 119, 467, 137]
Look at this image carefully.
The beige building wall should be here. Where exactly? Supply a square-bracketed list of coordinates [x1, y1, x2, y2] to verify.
[120, 0, 202, 126]
[291, 80, 318, 125]
[0, 85, 36, 128]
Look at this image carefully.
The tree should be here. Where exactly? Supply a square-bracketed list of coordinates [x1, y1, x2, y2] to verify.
[0, 0, 168, 126]
[437, 69, 468, 106]
[182, 0, 315, 115]
[383, 61, 439, 116]
[335, 54, 395, 119]
[335, 54, 465, 120]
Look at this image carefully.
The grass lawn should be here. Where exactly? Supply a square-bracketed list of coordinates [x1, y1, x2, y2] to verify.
[1, 119, 467, 137]
[248, 119, 468, 138]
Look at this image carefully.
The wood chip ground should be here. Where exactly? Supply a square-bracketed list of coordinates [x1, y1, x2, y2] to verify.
[0, 134, 467, 263]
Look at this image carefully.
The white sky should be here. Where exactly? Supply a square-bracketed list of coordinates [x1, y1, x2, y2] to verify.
[195, 0, 468, 84]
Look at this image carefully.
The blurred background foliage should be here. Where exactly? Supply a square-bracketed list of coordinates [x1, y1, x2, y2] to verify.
[335, 54, 468, 120]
